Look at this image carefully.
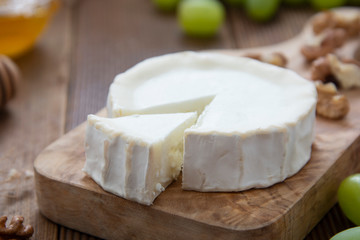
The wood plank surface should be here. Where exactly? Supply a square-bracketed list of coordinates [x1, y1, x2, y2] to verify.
[34, 7, 360, 240]
[65, 0, 235, 131]
[0, 1, 72, 239]
[0, 0, 358, 238]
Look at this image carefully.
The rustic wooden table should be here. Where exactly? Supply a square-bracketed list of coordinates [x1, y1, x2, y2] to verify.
[0, 0, 356, 239]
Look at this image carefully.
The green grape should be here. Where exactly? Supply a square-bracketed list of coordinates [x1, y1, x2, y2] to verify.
[310, 0, 346, 9]
[338, 174, 360, 225]
[153, 0, 180, 11]
[282, 0, 308, 6]
[330, 227, 360, 240]
[178, 0, 225, 37]
[245, 0, 280, 22]
[223, 0, 245, 7]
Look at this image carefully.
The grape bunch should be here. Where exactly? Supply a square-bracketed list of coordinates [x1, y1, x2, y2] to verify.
[153, 0, 360, 37]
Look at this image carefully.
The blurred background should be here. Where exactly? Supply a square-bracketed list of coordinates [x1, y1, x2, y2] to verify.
[0, 0, 359, 239]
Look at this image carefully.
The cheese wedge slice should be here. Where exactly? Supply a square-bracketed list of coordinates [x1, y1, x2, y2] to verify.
[83, 112, 197, 205]
[106, 51, 317, 192]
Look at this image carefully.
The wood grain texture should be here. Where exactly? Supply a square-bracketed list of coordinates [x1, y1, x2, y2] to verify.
[0, 2, 72, 240]
[65, 0, 236, 132]
[0, 0, 353, 239]
[34, 8, 360, 240]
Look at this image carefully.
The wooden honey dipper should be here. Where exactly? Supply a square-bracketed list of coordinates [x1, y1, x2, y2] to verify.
[0, 55, 20, 108]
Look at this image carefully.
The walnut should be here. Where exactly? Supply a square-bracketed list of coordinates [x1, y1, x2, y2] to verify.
[336, 15, 360, 37]
[311, 56, 332, 82]
[311, 54, 360, 89]
[245, 52, 287, 67]
[328, 54, 360, 89]
[303, 11, 360, 62]
[301, 45, 329, 63]
[355, 43, 360, 61]
[341, 58, 360, 67]
[312, 11, 360, 37]
[0, 216, 34, 240]
[301, 28, 347, 62]
[312, 11, 334, 35]
[315, 81, 349, 119]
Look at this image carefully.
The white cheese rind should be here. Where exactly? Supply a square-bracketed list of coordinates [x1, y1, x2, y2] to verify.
[182, 107, 316, 191]
[106, 51, 317, 192]
[83, 112, 197, 205]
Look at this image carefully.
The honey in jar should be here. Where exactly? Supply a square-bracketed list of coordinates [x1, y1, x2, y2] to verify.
[0, 0, 58, 58]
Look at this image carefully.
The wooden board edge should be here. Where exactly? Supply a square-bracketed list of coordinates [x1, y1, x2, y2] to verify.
[33, 120, 283, 237]
[33, 167, 290, 239]
[283, 134, 360, 239]
[33, 115, 360, 240]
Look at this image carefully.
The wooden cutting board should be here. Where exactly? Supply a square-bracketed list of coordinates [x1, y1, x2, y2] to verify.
[34, 8, 360, 240]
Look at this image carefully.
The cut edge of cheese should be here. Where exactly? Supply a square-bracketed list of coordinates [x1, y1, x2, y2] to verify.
[83, 112, 197, 205]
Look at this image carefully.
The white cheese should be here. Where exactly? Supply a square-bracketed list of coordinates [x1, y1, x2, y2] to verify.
[106, 51, 317, 192]
[83, 112, 197, 205]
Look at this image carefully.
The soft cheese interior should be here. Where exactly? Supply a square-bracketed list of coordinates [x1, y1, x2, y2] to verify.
[84, 112, 197, 205]
[107, 52, 317, 193]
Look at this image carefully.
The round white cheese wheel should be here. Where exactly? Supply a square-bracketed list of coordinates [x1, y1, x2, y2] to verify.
[107, 51, 317, 192]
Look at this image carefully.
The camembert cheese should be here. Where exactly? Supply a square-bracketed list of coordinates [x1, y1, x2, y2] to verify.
[106, 51, 317, 193]
[83, 112, 197, 205]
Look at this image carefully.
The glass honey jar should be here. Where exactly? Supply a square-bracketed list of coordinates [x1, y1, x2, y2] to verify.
[0, 0, 58, 58]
